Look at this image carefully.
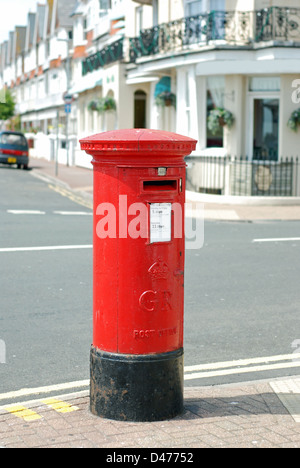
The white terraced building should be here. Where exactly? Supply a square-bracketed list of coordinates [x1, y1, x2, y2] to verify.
[1, 0, 300, 196]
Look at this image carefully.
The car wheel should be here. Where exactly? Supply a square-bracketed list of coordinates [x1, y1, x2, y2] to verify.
[23, 164, 28, 170]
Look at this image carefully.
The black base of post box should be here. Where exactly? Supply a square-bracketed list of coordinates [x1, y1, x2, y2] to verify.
[90, 346, 184, 422]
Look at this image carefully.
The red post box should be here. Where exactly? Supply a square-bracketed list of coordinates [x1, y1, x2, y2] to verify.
[80, 129, 197, 421]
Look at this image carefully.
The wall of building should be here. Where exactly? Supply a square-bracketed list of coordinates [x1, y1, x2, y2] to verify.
[280, 74, 300, 157]
[226, 0, 254, 11]
[224, 74, 247, 156]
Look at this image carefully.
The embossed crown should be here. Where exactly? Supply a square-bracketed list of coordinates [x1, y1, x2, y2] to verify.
[148, 260, 169, 279]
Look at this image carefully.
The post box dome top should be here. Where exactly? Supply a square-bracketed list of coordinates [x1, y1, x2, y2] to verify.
[80, 129, 197, 164]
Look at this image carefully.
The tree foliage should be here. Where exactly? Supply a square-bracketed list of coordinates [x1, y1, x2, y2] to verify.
[0, 89, 16, 121]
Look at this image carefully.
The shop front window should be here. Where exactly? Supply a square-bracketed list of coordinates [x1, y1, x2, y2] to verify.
[253, 98, 279, 161]
[249, 77, 280, 161]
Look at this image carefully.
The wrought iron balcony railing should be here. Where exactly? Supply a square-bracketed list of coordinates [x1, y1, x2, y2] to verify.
[82, 37, 124, 76]
[80, 8, 300, 75]
[129, 7, 300, 63]
[256, 7, 300, 42]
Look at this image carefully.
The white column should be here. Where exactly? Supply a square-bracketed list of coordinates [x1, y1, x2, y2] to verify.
[196, 76, 206, 150]
[176, 68, 188, 135]
[149, 81, 159, 130]
[187, 65, 199, 140]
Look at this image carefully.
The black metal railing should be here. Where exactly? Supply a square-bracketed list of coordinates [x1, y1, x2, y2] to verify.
[186, 156, 300, 197]
[81, 7, 300, 71]
[82, 38, 124, 76]
[129, 7, 300, 63]
[255, 7, 300, 42]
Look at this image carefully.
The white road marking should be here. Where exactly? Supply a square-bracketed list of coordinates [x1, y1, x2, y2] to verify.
[7, 210, 45, 215]
[7, 210, 92, 216]
[253, 237, 300, 243]
[1, 354, 299, 406]
[184, 353, 300, 381]
[53, 211, 92, 216]
[184, 353, 300, 372]
[0, 245, 92, 253]
[185, 361, 300, 380]
[0, 380, 90, 405]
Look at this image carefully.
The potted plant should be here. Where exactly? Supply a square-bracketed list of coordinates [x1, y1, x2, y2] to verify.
[207, 107, 235, 135]
[88, 100, 99, 111]
[287, 108, 300, 132]
[155, 91, 176, 108]
[97, 96, 117, 113]
[88, 96, 117, 113]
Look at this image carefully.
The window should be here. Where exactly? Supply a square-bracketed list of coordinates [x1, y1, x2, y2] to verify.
[248, 77, 280, 160]
[46, 40, 50, 58]
[0, 133, 27, 147]
[30, 82, 36, 99]
[99, 0, 111, 14]
[153, 0, 158, 26]
[253, 98, 279, 160]
[38, 77, 44, 98]
[249, 77, 280, 92]
[134, 90, 147, 128]
[185, 0, 204, 16]
[210, 0, 225, 11]
[184, 0, 225, 16]
[206, 76, 225, 148]
[86, 7, 92, 29]
[44, 72, 49, 95]
[136, 6, 143, 35]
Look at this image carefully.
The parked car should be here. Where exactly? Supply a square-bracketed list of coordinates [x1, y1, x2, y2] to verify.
[0, 131, 29, 169]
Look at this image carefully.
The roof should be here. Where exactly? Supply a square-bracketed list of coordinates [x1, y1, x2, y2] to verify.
[36, 4, 48, 41]
[47, 0, 55, 34]
[70, 1, 85, 17]
[15, 27, 27, 56]
[26, 12, 37, 49]
[56, 0, 78, 28]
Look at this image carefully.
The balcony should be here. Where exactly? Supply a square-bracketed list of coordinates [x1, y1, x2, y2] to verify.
[82, 37, 124, 75]
[16, 92, 64, 115]
[129, 7, 300, 63]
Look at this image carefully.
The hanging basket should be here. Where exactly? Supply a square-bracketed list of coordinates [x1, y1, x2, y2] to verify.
[287, 108, 300, 132]
[155, 91, 176, 108]
[97, 96, 117, 113]
[207, 107, 235, 135]
[88, 100, 99, 111]
[88, 97, 117, 113]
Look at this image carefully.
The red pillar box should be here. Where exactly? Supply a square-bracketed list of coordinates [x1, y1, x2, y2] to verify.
[80, 129, 197, 421]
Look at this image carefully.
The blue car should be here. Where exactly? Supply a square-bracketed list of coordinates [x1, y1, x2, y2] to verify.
[0, 131, 29, 169]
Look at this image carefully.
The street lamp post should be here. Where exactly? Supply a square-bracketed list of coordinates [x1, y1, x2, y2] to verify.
[58, 36, 71, 167]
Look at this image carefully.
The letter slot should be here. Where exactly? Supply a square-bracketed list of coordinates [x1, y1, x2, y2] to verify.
[143, 179, 177, 192]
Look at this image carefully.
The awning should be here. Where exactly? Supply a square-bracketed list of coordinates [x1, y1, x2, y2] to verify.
[154, 77, 171, 97]
[69, 72, 103, 95]
[126, 76, 159, 85]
